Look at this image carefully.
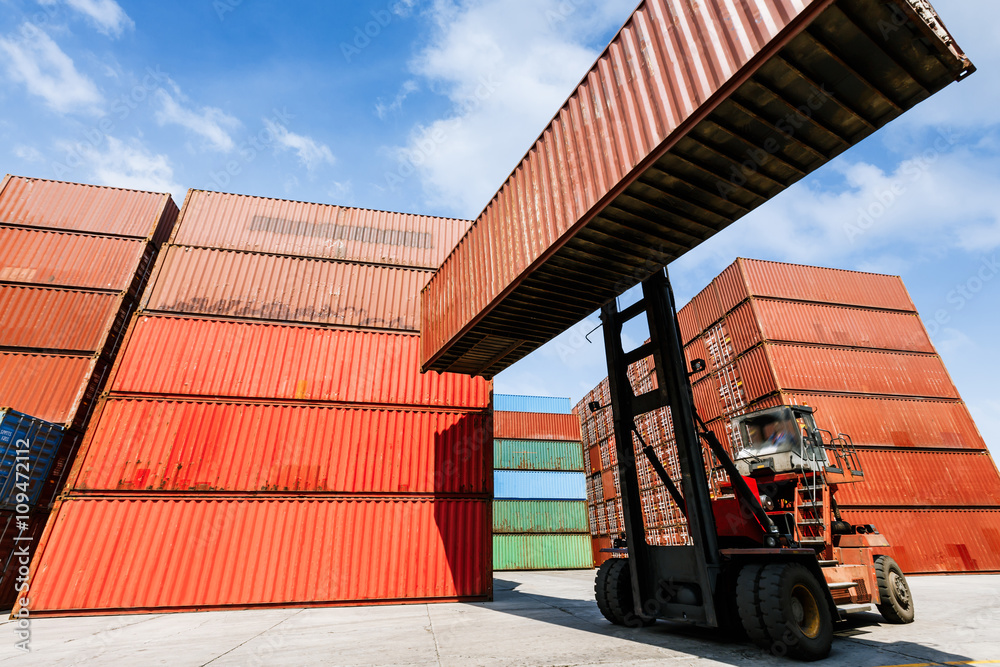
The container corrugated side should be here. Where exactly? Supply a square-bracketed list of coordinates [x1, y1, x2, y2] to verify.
[492, 500, 588, 534]
[0, 286, 121, 352]
[493, 395, 571, 414]
[0, 353, 98, 426]
[142, 246, 427, 331]
[170, 190, 471, 269]
[838, 508, 1000, 574]
[494, 471, 586, 501]
[690, 283, 724, 338]
[0, 176, 177, 241]
[110, 316, 491, 409]
[22, 497, 491, 615]
[67, 398, 490, 495]
[0, 408, 65, 508]
[493, 440, 584, 472]
[493, 412, 580, 441]
[0, 227, 150, 291]
[834, 449, 1000, 507]
[492, 534, 592, 570]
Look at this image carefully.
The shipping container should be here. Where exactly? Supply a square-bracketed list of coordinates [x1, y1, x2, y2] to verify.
[0, 507, 50, 607]
[492, 500, 588, 533]
[493, 412, 580, 441]
[169, 190, 470, 269]
[21, 497, 491, 615]
[493, 534, 593, 570]
[715, 258, 918, 316]
[838, 508, 1000, 574]
[833, 449, 1000, 507]
[493, 394, 571, 414]
[142, 246, 427, 331]
[0, 175, 178, 242]
[494, 471, 586, 501]
[0, 286, 123, 353]
[0, 408, 64, 508]
[0, 353, 102, 427]
[66, 398, 490, 496]
[109, 316, 491, 409]
[420, 2, 972, 378]
[493, 439, 584, 472]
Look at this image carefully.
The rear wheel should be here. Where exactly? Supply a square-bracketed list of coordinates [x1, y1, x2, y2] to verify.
[875, 556, 914, 624]
[594, 559, 655, 627]
[757, 563, 833, 661]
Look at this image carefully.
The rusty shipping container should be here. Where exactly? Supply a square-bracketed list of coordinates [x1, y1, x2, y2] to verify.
[0, 286, 122, 352]
[142, 246, 426, 331]
[109, 315, 490, 409]
[20, 497, 492, 616]
[494, 411, 581, 441]
[421, 1, 973, 377]
[169, 190, 471, 269]
[66, 398, 490, 495]
[0, 353, 109, 428]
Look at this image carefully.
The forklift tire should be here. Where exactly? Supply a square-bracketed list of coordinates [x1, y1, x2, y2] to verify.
[758, 563, 833, 661]
[875, 556, 915, 624]
[595, 559, 655, 627]
[736, 564, 769, 647]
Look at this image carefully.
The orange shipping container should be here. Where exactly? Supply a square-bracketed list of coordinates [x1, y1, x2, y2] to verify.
[22, 497, 491, 615]
[142, 246, 426, 330]
[0, 353, 106, 427]
[0, 286, 121, 352]
[170, 190, 470, 269]
[493, 412, 580, 441]
[68, 398, 491, 495]
[110, 316, 491, 408]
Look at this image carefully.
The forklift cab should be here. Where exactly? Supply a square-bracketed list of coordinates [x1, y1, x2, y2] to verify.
[732, 406, 827, 477]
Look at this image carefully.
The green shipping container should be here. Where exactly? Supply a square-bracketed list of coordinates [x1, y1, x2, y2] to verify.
[493, 500, 588, 533]
[494, 439, 585, 471]
[493, 534, 593, 570]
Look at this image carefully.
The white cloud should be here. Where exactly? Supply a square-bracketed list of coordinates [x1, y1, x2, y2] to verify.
[13, 145, 45, 163]
[376, 80, 418, 120]
[154, 89, 241, 152]
[0, 23, 103, 114]
[63, 136, 183, 198]
[39, 0, 135, 38]
[263, 119, 336, 171]
[392, 0, 636, 217]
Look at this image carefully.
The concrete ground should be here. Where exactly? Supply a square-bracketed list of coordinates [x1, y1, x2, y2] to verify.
[0, 571, 997, 666]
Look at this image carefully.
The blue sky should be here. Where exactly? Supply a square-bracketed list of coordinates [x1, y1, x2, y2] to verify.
[1, 1, 997, 455]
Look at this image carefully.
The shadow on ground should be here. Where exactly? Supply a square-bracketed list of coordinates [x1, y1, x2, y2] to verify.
[489, 577, 974, 666]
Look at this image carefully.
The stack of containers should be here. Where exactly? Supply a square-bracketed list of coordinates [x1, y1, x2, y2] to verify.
[579, 258, 1000, 573]
[493, 397, 592, 570]
[0, 175, 178, 605]
[20, 190, 493, 616]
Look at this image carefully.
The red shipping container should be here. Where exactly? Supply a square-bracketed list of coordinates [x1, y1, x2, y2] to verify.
[67, 398, 491, 495]
[690, 284, 724, 340]
[834, 449, 1000, 507]
[143, 246, 428, 331]
[0, 353, 105, 427]
[0, 286, 120, 352]
[21, 497, 491, 615]
[169, 190, 470, 269]
[109, 316, 491, 409]
[837, 509, 1000, 574]
[691, 374, 723, 423]
[493, 411, 580, 441]
[0, 175, 177, 242]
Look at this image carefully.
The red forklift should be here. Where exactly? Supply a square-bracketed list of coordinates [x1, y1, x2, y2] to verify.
[591, 269, 913, 661]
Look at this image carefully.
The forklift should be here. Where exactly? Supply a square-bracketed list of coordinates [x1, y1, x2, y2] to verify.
[591, 269, 913, 661]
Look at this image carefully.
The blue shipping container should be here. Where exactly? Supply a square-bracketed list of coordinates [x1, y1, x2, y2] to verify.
[0, 408, 64, 509]
[494, 394, 572, 414]
[494, 470, 587, 500]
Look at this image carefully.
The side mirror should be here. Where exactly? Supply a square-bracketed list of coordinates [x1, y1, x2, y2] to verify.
[588, 401, 602, 414]
[690, 358, 706, 373]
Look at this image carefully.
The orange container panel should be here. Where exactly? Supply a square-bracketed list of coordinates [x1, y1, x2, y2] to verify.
[22, 497, 491, 615]
[690, 284, 724, 337]
[782, 393, 986, 449]
[837, 509, 1000, 574]
[715, 258, 918, 315]
[0, 227, 149, 291]
[110, 316, 491, 409]
[143, 246, 427, 330]
[170, 190, 471, 269]
[834, 449, 1000, 507]
[493, 412, 580, 441]
[691, 374, 723, 423]
[0, 175, 178, 242]
[677, 301, 699, 346]
[0, 353, 100, 426]
[0, 286, 120, 352]
[732, 345, 780, 404]
[69, 398, 490, 495]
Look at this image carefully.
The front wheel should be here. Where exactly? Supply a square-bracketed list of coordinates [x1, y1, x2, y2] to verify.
[875, 556, 915, 624]
[757, 562, 833, 661]
[594, 559, 655, 627]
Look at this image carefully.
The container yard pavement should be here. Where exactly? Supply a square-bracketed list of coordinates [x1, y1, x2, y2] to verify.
[2, 571, 998, 666]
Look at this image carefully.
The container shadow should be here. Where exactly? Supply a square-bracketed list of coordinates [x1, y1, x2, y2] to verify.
[489, 577, 975, 666]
